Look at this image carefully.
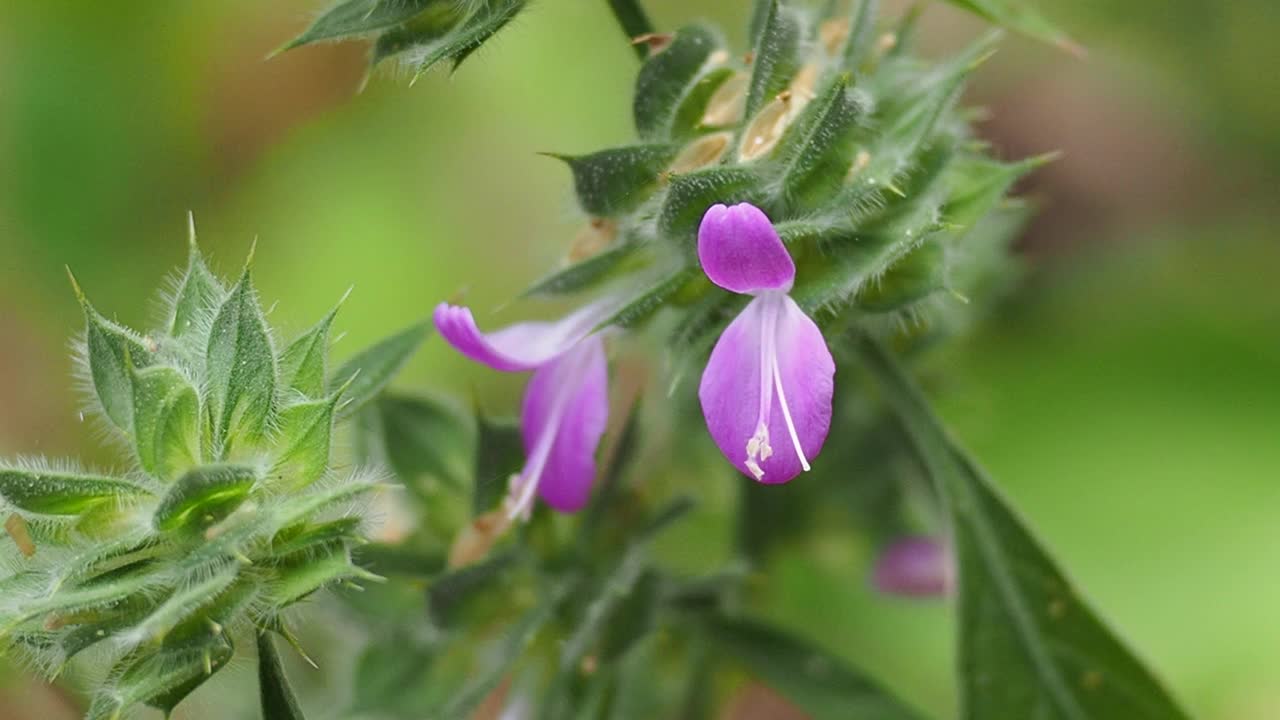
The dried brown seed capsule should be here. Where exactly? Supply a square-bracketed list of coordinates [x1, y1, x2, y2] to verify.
[702, 72, 749, 128]
[669, 131, 733, 174]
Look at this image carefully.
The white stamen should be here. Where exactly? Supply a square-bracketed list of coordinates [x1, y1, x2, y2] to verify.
[742, 293, 811, 479]
[772, 343, 811, 472]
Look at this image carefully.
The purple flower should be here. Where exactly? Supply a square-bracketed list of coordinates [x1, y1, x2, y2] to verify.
[433, 300, 611, 517]
[696, 203, 835, 484]
[872, 536, 954, 598]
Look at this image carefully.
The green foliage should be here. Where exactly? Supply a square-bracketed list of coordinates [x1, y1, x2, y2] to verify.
[860, 339, 1191, 719]
[0, 238, 429, 719]
[283, 0, 530, 80]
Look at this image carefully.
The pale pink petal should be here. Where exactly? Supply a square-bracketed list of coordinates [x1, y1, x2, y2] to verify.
[873, 536, 954, 598]
[518, 336, 609, 512]
[433, 301, 603, 372]
[697, 203, 795, 294]
[698, 294, 833, 484]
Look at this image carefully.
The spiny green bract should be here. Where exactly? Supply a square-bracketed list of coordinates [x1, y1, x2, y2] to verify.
[532, 0, 1051, 375]
[0, 226, 418, 720]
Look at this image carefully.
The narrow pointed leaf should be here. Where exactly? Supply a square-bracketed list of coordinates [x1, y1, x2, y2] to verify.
[287, 0, 444, 50]
[168, 243, 224, 340]
[856, 238, 946, 312]
[522, 241, 647, 297]
[860, 339, 1191, 720]
[744, 0, 802, 120]
[553, 145, 678, 217]
[594, 268, 697, 330]
[206, 272, 277, 456]
[90, 634, 235, 719]
[132, 366, 201, 481]
[408, 0, 528, 77]
[633, 24, 721, 139]
[329, 319, 430, 418]
[267, 544, 363, 607]
[153, 464, 258, 533]
[777, 76, 866, 211]
[371, 0, 468, 65]
[0, 468, 150, 516]
[939, 0, 1079, 55]
[259, 632, 307, 720]
[843, 0, 880, 69]
[377, 392, 473, 496]
[272, 397, 340, 489]
[279, 304, 341, 399]
[707, 617, 924, 720]
[78, 296, 153, 433]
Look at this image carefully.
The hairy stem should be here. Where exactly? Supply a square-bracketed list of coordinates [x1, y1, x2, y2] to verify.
[606, 0, 654, 58]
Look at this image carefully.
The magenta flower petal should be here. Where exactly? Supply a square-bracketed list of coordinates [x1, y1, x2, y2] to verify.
[697, 203, 795, 294]
[433, 301, 602, 372]
[698, 293, 834, 484]
[873, 536, 954, 598]
[515, 336, 609, 513]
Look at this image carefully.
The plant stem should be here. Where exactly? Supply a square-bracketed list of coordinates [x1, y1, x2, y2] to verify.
[606, 0, 655, 59]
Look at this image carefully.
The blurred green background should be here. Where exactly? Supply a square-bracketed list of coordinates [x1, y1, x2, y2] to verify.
[1, 0, 1277, 718]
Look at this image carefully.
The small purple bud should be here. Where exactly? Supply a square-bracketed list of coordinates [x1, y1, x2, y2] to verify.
[873, 536, 953, 598]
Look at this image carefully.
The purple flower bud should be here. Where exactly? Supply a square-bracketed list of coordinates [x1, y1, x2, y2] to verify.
[873, 536, 954, 598]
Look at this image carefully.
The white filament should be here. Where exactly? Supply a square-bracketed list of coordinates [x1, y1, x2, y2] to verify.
[743, 293, 811, 480]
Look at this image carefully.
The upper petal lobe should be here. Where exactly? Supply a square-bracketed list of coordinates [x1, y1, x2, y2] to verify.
[697, 203, 795, 294]
[433, 301, 604, 372]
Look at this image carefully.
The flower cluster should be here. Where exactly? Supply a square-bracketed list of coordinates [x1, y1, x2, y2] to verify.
[435, 202, 834, 516]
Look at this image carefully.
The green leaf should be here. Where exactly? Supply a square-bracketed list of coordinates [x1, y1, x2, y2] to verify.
[858, 31, 999, 190]
[428, 550, 519, 627]
[472, 411, 521, 515]
[286, 0, 444, 50]
[943, 152, 1052, 230]
[858, 338, 1192, 720]
[939, 0, 1080, 55]
[72, 277, 154, 433]
[329, 320, 429, 418]
[377, 392, 473, 496]
[633, 24, 721, 139]
[350, 633, 437, 715]
[87, 634, 235, 720]
[153, 464, 258, 533]
[792, 144, 955, 315]
[370, 0, 469, 65]
[776, 75, 866, 211]
[272, 396, 340, 490]
[168, 228, 225, 340]
[522, 241, 647, 297]
[744, 0, 802, 120]
[267, 544, 365, 607]
[552, 145, 678, 218]
[279, 296, 345, 399]
[258, 632, 307, 720]
[658, 166, 763, 252]
[842, 0, 880, 69]
[206, 270, 277, 456]
[855, 238, 946, 312]
[594, 268, 697, 331]
[132, 365, 201, 481]
[407, 0, 528, 77]
[0, 467, 150, 516]
[707, 617, 924, 720]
